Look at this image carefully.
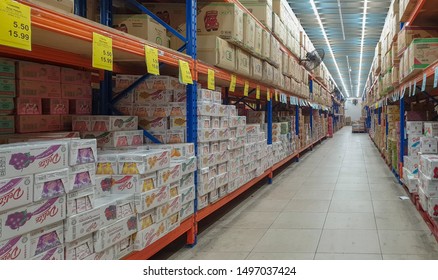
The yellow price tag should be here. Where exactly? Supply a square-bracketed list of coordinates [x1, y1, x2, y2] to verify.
[145, 45, 160, 75]
[229, 74, 236, 92]
[275, 91, 279, 101]
[178, 60, 193, 85]
[0, 0, 31, 51]
[256, 85, 260, 100]
[244, 81, 249, 96]
[208, 69, 215, 90]
[267, 89, 271, 101]
[92, 33, 113, 71]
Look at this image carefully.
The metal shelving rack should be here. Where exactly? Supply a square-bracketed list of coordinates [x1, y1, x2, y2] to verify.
[363, 0, 438, 242]
[0, 0, 337, 259]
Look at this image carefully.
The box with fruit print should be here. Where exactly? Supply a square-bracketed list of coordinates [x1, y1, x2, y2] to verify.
[0, 195, 66, 242]
[42, 98, 69, 115]
[197, 102, 218, 116]
[15, 97, 42, 115]
[134, 185, 170, 213]
[157, 163, 182, 186]
[0, 234, 30, 260]
[29, 221, 63, 259]
[138, 117, 167, 131]
[180, 172, 195, 190]
[135, 104, 170, 118]
[89, 116, 138, 132]
[0, 141, 69, 179]
[64, 234, 94, 260]
[82, 130, 143, 149]
[118, 149, 171, 175]
[96, 152, 118, 175]
[166, 212, 180, 232]
[66, 186, 94, 216]
[133, 220, 167, 251]
[0, 175, 34, 213]
[197, 194, 209, 210]
[69, 139, 97, 166]
[72, 116, 92, 131]
[198, 129, 218, 143]
[135, 89, 173, 104]
[180, 185, 195, 205]
[94, 175, 113, 199]
[93, 215, 137, 252]
[156, 195, 181, 222]
[166, 129, 186, 144]
[169, 116, 187, 128]
[180, 201, 194, 221]
[66, 163, 95, 193]
[420, 154, 438, 179]
[32, 245, 64, 260]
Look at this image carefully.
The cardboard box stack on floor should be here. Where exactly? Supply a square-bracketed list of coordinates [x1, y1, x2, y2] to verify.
[386, 105, 400, 169]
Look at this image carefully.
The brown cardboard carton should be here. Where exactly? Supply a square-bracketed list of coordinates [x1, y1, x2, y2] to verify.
[407, 38, 438, 76]
[197, 36, 236, 72]
[397, 26, 438, 55]
[243, 3, 272, 31]
[254, 25, 262, 56]
[250, 57, 263, 80]
[262, 29, 271, 59]
[25, 0, 73, 13]
[236, 48, 251, 77]
[112, 14, 169, 47]
[243, 13, 255, 51]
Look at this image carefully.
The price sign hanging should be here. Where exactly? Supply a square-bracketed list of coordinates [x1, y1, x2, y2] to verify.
[92, 33, 113, 71]
[256, 85, 260, 99]
[208, 69, 215, 90]
[0, 0, 31, 51]
[267, 88, 271, 101]
[229, 74, 237, 92]
[178, 60, 193, 85]
[244, 81, 249, 96]
[145, 45, 160, 75]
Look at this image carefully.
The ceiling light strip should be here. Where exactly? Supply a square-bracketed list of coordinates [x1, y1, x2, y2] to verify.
[337, 0, 346, 40]
[310, 0, 350, 97]
[346, 55, 354, 94]
[357, 0, 368, 97]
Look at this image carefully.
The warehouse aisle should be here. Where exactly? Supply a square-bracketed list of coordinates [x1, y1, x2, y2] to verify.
[171, 127, 438, 260]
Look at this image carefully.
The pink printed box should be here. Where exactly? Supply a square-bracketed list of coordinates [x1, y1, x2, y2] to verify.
[33, 168, 68, 202]
[32, 245, 64, 260]
[0, 175, 33, 213]
[69, 139, 97, 166]
[61, 67, 92, 85]
[0, 196, 66, 242]
[66, 163, 96, 193]
[69, 99, 92, 115]
[61, 84, 92, 99]
[0, 141, 68, 179]
[135, 89, 173, 104]
[0, 234, 30, 260]
[16, 61, 61, 82]
[90, 116, 138, 132]
[15, 97, 42, 115]
[81, 130, 143, 148]
[42, 98, 69, 115]
[17, 80, 62, 98]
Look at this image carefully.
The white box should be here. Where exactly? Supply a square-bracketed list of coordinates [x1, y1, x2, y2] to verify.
[96, 152, 118, 175]
[0, 234, 30, 260]
[197, 116, 211, 129]
[166, 212, 180, 232]
[180, 185, 195, 205]
[64, 234, 94, 260]
[408, 135, 421, 155]
[66, 187, 94, 216]
[420, 171, 438, 197]
[156, 195, 181, 222]
[178, 156, 197, 175]
[197, 194, 209, 210]
[114, 236, 134, 259]
[180, 201, 194, 221]
[93, 215, 137, 252]
[81, 131, 143, 148]
[180, 172, 195, 190]
[32, 245, 64, 260]
[0, 141, 69, 180]
[197, 102, 217, 116]
[85, 245, 115, 260]
[420, 154, 438, 179]
[136, 209, 156, 232]
[34, 168, 68, 201]
[157, 163, 182, 186]
[406, 121, 423, 135]
[197, 89, 214, 102]
[198, 177, 216, 196]
[0, 175, 33, 213]
[420, 137, 438, 154]
[243, 13, 255, 51]
[404, 155, 419, 175]
[67, 163, 96, 193]
[118, 149, 171, 174]
[134, 185, 169, 213]
[69, 139, 97, 166]
[29, 221, 63, 258]
[0, 196, 66, 242]
[424, 122, 438, 137]
[209, 189, 219, 203]
[216, 172, 229, 188]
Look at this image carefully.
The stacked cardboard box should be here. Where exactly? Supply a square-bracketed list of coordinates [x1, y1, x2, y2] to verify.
[0, 59, 16, 134]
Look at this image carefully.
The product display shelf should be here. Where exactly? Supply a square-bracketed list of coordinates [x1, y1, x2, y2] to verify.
[1, 1, 193, 71]
[123, 216, 195, 260]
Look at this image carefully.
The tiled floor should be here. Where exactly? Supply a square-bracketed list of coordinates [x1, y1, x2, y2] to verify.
[170, 127, 438, 260]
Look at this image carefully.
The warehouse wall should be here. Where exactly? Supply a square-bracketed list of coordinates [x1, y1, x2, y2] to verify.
[345, 98, 363, 122]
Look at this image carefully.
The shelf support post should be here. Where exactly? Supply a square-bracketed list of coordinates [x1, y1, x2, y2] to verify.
[310, 107, 313, 139]
[99, 0, 112, 115]
[267, 99, 273, 184]
[74, 0, 87, 17]
[399, 96, 405, 182]
[186, 0, 198, 247]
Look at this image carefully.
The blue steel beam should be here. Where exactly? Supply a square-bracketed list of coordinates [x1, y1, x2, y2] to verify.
[74, 0, 87, 17]
[399, 97, 405, 175]
[99, 0, 112, 115]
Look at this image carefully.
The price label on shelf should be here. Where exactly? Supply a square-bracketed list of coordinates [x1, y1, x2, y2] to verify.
[92, 33, 113, 71]
[208, 69, 215, 90]
[229, 74, 236, 92]
[145, 45, 160, 75]
[267, 88, 271, 101]
[178, 60, 193, 85]
[434, 67, 438, 88]
[244, 81, 249, 96]
[0, 0, 31, 51]
[256, 85, 260, 99]
[422, 73, 427, 92]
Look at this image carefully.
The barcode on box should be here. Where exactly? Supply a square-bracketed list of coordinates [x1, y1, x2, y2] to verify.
[0, 156, 6, 176]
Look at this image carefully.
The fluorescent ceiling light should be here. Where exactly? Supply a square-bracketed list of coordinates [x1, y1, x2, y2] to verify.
[337, 0, 346, 40]
[346, 55, 353, 94]
[310, 0, 350, 97]
[357, 0, 368, 97]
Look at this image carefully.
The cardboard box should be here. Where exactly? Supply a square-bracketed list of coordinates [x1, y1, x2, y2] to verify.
[69, 99, 92, 115]
[29, 221, 63, 258]
[156, 195, 181, 222]
[254, 24, 262, 56]
[113, 14, 169, 47]
[66, 163, 96, 193]
[61, 67, 91, 85]
[157, 163, 182, 186]
[26, 0, 74, 13]
[244, 3, 272, 31]
[61, 84, 92, 99]
[134, 185, 169, 213]
[16, 61, 61, 82]
[93, 215, 137, 252]
[424, 122, 438, 137]
[32, 246, 64, 260]
[15, 97, 42, 115]
[42, 98, 69, 115]
[0, 59, 15, 79]
[420, 154, 438, 179]
[262, 61, 274, 83]
[0, 97, 14, 115]
[64, 234, 94, 260]
[250, 56, 263, 80]
[180, 201, 194, 221]
[89, 116, 138, 132]
[135, 89, 173, 104]
[0, 196, 66, 242]
[398, 26, 438, 54]
[197, 36, 236, 72]
[419, 171, 438, 197]
[0, 78, 16, 97]
[404, 155, 420, 175]
[0, 175, 33, 213]
[66, 186, 94, 216]
[33, 168, 68, 202]
[82, 130, 143, 148]
[420, 136, 438, 154]
[69, 138, 97, 166]
[0, 234, 30, 260]
[196, 3, 243, 43]
[262, 29, 270, 59]
[273, 13, 286, 43]
[118, 149, 171, 175]
[0, 116, 14, 134]
[243, 13, 255, 51]
[406, 121, 423, 135]
[407, 38, 438, 76]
